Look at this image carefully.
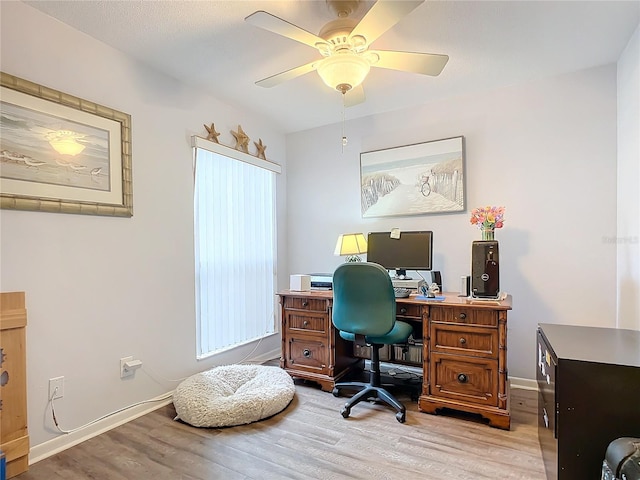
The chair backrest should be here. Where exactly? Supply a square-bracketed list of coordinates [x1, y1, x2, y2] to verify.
[332, 262, 396, 337]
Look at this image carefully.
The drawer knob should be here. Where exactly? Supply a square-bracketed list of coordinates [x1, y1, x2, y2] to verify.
[459, 337, 467, 345]
[457, 373, 468, 383]
[400, 307, 407, 315]
[458, 312, 467, 320]
[302, 349, 311, 358]
[302, 301, 309, 307]
[303, 320, 309, 327]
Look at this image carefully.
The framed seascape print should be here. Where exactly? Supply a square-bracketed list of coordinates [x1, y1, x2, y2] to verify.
[0, 72, 132, 217]
[360, 136, 465, 218]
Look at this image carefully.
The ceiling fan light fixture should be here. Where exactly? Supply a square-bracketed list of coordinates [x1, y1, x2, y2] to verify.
[350, 34, 367, 51]
[316, 52, 370, 93]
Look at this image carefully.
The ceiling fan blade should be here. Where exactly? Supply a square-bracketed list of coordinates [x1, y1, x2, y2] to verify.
[370, 50, 449, 76]
[245, 11, 327, 50]
[349, 0, 424, 47]
[255, 60, 319, 88]
[344, 85, 365, 107]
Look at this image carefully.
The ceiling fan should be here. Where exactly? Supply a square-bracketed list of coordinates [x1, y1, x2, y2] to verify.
[245, 0, 448, 107]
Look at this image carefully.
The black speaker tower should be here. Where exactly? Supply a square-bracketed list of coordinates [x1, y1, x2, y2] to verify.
[471, 241, 500, 298]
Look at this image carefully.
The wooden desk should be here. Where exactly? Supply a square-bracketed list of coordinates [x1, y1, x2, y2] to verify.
[277, 290, 513, 429]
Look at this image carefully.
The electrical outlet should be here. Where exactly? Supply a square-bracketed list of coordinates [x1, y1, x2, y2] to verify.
[49, 376, 64, 400]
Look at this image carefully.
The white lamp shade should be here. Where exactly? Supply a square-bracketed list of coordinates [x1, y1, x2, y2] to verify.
[317, 52, 371, 92]
[334, 233, 368, 256]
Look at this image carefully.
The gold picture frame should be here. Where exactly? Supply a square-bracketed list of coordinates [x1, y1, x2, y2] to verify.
[0, 72, 132, 217]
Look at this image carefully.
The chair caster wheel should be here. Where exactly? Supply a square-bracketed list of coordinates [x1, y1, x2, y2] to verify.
[340, 406, 350, 419]
[396, 411, 406, 423]
[332, 387, 340, 397]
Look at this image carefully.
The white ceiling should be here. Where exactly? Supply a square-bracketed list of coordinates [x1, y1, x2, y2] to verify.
[24, 0, 640, 134]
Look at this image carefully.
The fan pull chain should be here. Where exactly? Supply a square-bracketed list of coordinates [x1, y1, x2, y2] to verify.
[341, 93, 347, 153]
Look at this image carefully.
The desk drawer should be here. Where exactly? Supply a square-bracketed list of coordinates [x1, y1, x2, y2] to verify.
[285, 311, 326, 334]
[431, 323, 498, 358]
[283, 297, 328, 312]
[430, 352, 498, 406]
[396, 303, 422, 319]
[286, 337, 327, 372]
[430, 306, 497, 327]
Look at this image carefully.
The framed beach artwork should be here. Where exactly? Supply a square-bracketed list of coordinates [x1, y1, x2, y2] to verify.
[360, 136, 465, 218]
[0, 72, 132, 217]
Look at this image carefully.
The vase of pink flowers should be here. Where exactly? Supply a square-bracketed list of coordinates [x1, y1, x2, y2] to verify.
[470, 206, 505, 240]
[482, 228, 495, 241]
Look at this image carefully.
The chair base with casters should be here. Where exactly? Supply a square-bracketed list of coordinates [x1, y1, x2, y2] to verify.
[332, 341, 406, 423]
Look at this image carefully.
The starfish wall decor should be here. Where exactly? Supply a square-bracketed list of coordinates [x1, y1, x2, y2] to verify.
[231, 125, 250, 153]
[202, 122, 269, 161]
[254, 139, 267, 160]
[204, 123, 220, 143]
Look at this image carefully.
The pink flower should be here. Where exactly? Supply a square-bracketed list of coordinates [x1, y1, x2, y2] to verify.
[470, 206, 505, 229]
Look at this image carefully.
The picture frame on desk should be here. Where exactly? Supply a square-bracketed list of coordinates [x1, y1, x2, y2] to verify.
[360, 136, 466, 218]
[0, 72, 132, 217]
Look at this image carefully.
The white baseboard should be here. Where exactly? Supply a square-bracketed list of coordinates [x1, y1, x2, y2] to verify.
[247, 348, 280, 364]
[29, 393, 174, 465]
[509, 376, 538, 391]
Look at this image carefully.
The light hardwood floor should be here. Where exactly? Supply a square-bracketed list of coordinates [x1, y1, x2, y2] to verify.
[17, 377, 545, 480]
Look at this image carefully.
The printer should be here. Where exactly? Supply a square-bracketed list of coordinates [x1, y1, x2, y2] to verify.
[310, 273, 333, 290]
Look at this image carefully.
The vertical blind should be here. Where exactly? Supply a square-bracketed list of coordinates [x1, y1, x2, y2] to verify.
[194, 144, 278, 357]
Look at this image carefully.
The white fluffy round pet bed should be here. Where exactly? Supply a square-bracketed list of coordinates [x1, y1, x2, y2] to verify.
[173, 364, 295, 428]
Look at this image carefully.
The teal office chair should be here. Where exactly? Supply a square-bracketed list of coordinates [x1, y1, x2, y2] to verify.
[331, 262, 413, 423]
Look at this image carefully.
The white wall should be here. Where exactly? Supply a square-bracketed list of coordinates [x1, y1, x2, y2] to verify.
[617, 23, 640, 330]
[2, 0, 634, 459]
[0, 1, 288, 451]
[286, 64, 619, 380]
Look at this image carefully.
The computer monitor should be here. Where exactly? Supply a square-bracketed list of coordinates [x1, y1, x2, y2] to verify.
[366, 231, 433, 279]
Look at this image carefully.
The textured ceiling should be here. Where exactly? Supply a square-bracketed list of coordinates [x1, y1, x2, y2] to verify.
[24, 0, 640, 134]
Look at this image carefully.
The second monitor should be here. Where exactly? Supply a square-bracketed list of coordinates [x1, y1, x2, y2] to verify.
[366, 231, 433, 280]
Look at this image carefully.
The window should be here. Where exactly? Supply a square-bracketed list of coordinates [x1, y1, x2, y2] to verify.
[193, 138, 280, 358]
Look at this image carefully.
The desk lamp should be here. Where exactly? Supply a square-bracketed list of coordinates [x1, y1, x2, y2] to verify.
[334, 233, 367, 262]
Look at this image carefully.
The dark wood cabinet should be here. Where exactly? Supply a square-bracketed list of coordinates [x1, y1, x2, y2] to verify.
[279, 290, 512, 429]
[537, 323, 640, 480]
